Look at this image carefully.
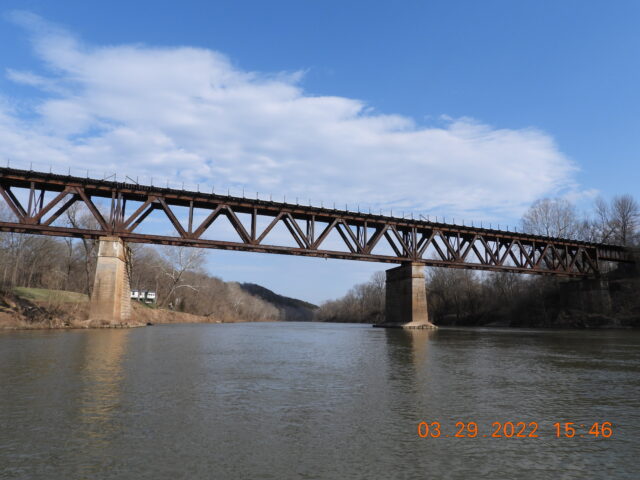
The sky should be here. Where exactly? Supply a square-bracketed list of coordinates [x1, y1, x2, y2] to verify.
[0, 0, 638, 304]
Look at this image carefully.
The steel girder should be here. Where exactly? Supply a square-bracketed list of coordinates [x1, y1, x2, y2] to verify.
[0, 167, 633, 276]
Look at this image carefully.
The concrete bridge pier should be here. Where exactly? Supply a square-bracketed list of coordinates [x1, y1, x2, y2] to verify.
[375, 262, 436, 329]
[89, 236, 131, 325]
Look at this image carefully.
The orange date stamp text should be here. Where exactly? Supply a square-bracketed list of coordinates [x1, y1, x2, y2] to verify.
[417, 421, 613, 439]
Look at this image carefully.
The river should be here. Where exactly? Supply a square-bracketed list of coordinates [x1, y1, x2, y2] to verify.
[1, 323, 638, 479]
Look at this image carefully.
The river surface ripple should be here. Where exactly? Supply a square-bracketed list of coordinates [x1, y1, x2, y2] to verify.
[1, 323, 639, 479]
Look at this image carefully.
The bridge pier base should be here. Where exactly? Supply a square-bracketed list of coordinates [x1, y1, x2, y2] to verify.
[89, 236, 131, 325]
[374, 262, 436, 329]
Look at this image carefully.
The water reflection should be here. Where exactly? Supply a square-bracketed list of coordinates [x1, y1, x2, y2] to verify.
[73, 329, 130, 477]
[381, 328, 438, 423]
[384, 328, 437, 373]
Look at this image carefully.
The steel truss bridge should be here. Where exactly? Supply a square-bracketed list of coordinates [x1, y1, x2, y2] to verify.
[0, 167, 633, 276]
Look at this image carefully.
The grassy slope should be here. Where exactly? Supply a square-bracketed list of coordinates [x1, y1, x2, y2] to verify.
[13, 287, 88, 304]
[1, 287, 89, 329]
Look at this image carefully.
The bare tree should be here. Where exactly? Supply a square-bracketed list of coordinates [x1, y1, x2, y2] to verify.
[128, 244, 163, 291]
[155, 246, 206, 307]
[65, 203, 101, 295]
[611, 194, 639, 246]
[315, 271, 387, 323]
[587, 195, 640, 246]
[588, 197, 616, 243]
[521, 198, 579, 238]
[427, 268, 482, 321]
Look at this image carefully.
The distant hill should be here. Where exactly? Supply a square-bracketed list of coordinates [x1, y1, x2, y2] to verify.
[240, 283, 317, 322]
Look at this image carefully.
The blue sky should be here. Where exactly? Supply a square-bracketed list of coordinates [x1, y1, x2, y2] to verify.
[0, 1, 638, 303]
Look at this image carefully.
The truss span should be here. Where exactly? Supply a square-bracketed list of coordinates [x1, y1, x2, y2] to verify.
[0, 167, 633, 276]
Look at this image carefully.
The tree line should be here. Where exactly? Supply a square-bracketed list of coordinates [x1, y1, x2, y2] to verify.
[315, 194, 640, 325]
[521, 194, 639, 245]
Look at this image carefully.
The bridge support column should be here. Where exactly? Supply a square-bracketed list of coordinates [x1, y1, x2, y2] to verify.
[89, 237, 131, 325]
[375, 262, 436, 329]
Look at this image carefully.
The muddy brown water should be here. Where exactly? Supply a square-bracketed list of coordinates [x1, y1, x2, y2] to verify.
[1, 323, 639, 479]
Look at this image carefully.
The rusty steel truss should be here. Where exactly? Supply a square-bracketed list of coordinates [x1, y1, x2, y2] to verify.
[0, 167, 633, 276]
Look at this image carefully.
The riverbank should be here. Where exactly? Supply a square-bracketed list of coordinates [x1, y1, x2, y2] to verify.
[315, 260, 640, 329]
[434, 272, 640, 329]
[0, 288, 244, 330]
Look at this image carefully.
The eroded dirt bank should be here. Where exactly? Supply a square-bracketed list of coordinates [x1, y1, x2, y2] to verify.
[0, 290, 234, 330]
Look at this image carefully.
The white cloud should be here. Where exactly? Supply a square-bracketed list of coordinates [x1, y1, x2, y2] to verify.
[2, 12, 580, 221]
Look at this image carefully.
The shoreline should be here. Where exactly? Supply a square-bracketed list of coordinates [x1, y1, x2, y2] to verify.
[3, 321, 639, 332]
